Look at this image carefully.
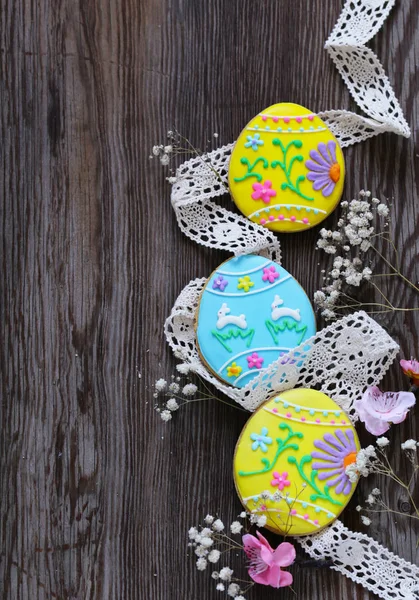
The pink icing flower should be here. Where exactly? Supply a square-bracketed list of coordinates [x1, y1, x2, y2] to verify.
[251, 180, 277, 204]
[242, 532, 295, 588]
[400, 358, 419, 386]
[354, 386, 416, 435]
[262, 265, 279, 283]
[270, 471, 291, 491]
[247, 352, 264, 369]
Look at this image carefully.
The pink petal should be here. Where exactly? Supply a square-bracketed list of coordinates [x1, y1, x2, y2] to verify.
[278, 570, 293, 588]
[256, 531, 274, 552]
[265, 564, 283, 588]
[264, 180, 272, 188]
[363, 414, 390, 435]
[252, 182, 263, 191]
[242, 533, 262, 552]
[260, 544, 274, 566]
[250, 568, 276, 587]
[390, 410, 408, 424]
[272, 542, 296, 567]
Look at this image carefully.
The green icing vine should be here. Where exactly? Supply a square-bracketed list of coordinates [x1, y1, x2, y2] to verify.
[265, 319, 308, 346]
[271, 139, 314, 201]
[233, 157, 269, 183]
[239, 423, 303, 477]
[287, 455, 343, 507]
[211, 328, 255, 353]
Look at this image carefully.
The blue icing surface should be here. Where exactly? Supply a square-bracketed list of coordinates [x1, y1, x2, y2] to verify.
[196, 255, 316, 388]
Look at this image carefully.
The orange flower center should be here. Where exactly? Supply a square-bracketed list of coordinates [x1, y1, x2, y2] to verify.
[343, 452, 357, 469]
[329, 163, 340, 183]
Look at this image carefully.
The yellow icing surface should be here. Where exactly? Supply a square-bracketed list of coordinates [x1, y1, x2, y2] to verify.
[233, 389, 360, 536]
[228, 103, 345, 232]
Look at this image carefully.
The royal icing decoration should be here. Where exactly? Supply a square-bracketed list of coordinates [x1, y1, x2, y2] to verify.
[233, 389, 360, 536]
[228, 103, 345, 232]
[196, 255, 316, 388]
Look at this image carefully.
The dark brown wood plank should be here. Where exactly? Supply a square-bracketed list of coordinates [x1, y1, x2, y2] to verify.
[1, 0, 418, 598]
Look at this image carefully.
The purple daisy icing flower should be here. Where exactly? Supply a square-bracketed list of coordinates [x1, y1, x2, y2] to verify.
[311, 430, 357, 495]
[212, 275, 228, 291]
[305, 141, 341, 197]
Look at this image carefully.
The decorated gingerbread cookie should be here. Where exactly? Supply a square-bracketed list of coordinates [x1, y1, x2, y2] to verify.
[228, 103, 345, 232]
[195, 255, 316, 388]
[233, 389, 360, 536]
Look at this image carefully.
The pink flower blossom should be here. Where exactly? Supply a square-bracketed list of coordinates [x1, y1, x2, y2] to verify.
[247, 352, 264, 369]
[354, 386, 416, 435]
[400, 359, 419, 386]
[251, 180, 277, 204]
[270, 471, 291, 491]
[262, 265, 279, 283]
[242, 532, 295, 588]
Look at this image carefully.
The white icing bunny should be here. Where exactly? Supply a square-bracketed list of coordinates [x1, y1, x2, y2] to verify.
[216, 303, 247, 330]
[271, 295, 301, 322]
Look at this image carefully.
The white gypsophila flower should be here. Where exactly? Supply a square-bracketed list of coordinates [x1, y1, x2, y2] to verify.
[376, 437, 390, 448]
[377, 204, 389, 217]
[372, 197, 380, 204]
[356, 505, 362, 512]
[361, 516, 371, 526]
[212, 571, 219, 580]
[321, 309, 336, 320]
[219, 567, 233, 581]
[152, 145, 161, 156]
[230, 521, 243, 534]
[249, 513, 258, 524]
[160, 154, 170, 166]
[345, 463, 359, 483]
[155, 378, 167, 391]
[208, 549, 221, 563]
[360, 240, 372, 252]
[365, 494, 375, 505]
[176, 363, 190, 375]
[216, 583, 225, 591]
[168, 382, 180, 394]
[272, 491, 282, 502]
[200, 537, 214, 548]
[362, 267, 372, 280]
[166, 398, 179, 411]
[201, 527, 211, 536]
[212, 519, 224, 532]
[196, 557, 207, 570]
[401, 439, 418, 451]
[372, 488, 381, 496]
[239, 511, 247, 518]
[204, 514, 214, 525]
[313, 291, 326, 304]
[160, 410, 172, 422]
[188, 527, 198, 540]
[182, 383, 198, 396]
[236, 597, 246, 600]
[213, 132, 219, 138]
[164, 145, 173, 153]
[257, 515, 267, 527]
[167, 176, 177, 184]
[227, 583, 241, 597]
[195, 545, 208, 558]
[260, 490, 270, 500]
[324, 245, 337, 254]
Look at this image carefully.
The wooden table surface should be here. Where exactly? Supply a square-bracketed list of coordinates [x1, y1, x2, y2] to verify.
[1, 1, 418, 598]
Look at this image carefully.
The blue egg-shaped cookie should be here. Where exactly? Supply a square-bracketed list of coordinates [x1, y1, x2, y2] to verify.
[196, 255, 316, 388]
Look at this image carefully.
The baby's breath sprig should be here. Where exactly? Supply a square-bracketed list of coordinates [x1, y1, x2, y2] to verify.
[188, 513, 253, 599]
[154, 365, 246, 422]
[314, 190, 419, 320]
[150, 130, 227, 190]
[346, 438, 419, 533]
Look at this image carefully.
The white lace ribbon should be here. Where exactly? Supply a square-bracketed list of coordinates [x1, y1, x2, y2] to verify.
[170, 0, 410, 255]
[300, 520, 419, 600]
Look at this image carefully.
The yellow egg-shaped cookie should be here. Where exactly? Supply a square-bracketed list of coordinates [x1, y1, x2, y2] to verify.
[228, 103, 345, 232]
[233, 389, 360, 536]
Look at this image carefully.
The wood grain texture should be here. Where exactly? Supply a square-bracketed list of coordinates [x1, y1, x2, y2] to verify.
[1, 0, 418, 598]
